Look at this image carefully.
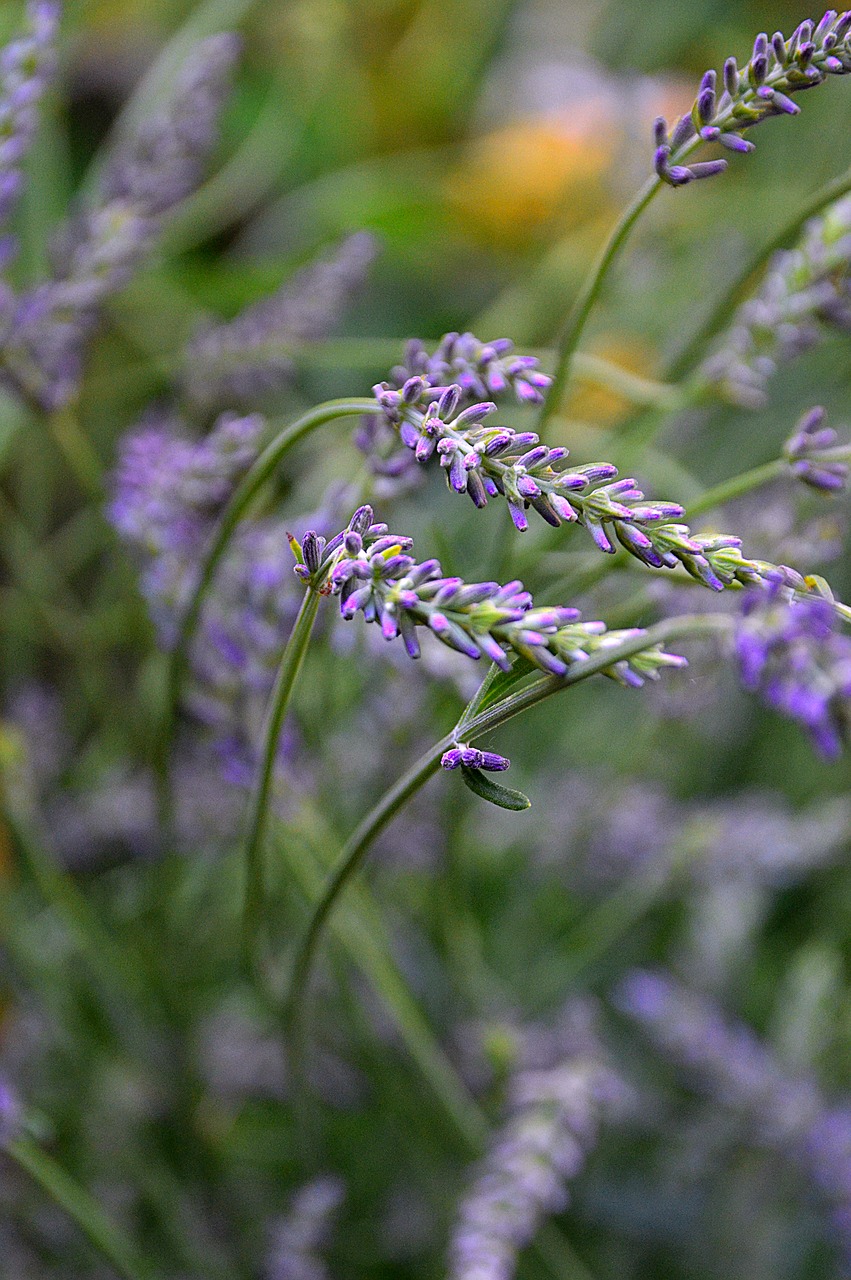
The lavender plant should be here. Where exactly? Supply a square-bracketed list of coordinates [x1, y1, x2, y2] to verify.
[6, 7, 851, 1280]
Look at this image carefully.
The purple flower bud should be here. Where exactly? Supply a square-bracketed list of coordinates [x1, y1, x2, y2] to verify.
[772, 30, 788, 63]
[835, 12, 851, 42]
[718, 132, 756, 152]
[687, 159, 729, 180]
[653, 116, 668, 147]
[724, 55, 739, 95]
[815, 10, 839, 46]
[348, 505, 374, 536]
[437, 383, 461, 417]
[654, 144, 672, 178]
[671, 114, 697, 149]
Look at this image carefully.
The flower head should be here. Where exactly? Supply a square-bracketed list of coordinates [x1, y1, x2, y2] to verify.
[185, 232, 377, 412]
[784, 405, 849, 493]
[293, 505, 687, 687]
[653, 13, 851, 187]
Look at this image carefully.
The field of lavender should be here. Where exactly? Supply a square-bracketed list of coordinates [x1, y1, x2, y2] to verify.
[3, 0, 851, 1277]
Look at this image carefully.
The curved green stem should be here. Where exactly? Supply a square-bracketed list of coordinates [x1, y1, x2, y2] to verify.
[7, 1138, 155, 1280]
[538, 175, 663, 431]
[242, 587, 321, 972]
[667, 161, 851, 381]
[284, 612, 732, 1066]
[156, 397, 377, 805]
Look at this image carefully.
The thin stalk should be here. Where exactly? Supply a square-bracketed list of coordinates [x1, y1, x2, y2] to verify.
[284, 613, 733, 1062]
[241, 587, 321, 973]
[48, 406, 104, 499]
[538, 176, 663, 431]
[6, 1138, 155, 1280]
[156, 397, 376, 820]
[687, 443, 851, 518]
[667, 161, 851, 381]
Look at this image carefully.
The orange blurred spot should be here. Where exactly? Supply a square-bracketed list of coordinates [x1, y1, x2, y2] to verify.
[445, 114, 617, 248]
[564, 334, 661, 428]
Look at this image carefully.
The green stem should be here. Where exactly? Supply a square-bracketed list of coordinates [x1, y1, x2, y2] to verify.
[687, 459, 786, 517]
[242, 587, 321, 972]
[538, 176, 663, 431]
[48, 406, 105, 499]
[6, 1138, 155, 1280]
[284, 612, 732, 1062]
[686, 442, 851, 520]
[667, 161, 851, 381]
[157, 397, 377, 810]
[284, 734, 453, 1043]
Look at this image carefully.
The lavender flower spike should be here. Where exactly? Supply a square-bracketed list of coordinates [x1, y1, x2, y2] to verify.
[264, 1176, 344, 1280]
[294, 505, 687, 687]
[1, 32, 239, 410]
[701, 193, 851, 407]
[0, 1, 61, 237]
[447, 1003, 622, 1280]
[185, 232, 378, 412]
[653, 11, 851, 187]
[368, 363, 796, 593]
[619, 970, 851, 1271]
[734, 576, 851, 757]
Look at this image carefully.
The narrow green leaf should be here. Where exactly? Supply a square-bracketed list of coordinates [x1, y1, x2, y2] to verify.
[459, 766, 531, 811]
[462, 655, 538, 721]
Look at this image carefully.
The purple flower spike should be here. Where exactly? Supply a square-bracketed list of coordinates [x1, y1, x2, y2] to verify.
[5, 30, 241, 411]
[735, 581, 851, 757]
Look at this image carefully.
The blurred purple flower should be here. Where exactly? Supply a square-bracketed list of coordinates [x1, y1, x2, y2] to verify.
[185, 232, 377, 411]
[2, 33, 238, 409]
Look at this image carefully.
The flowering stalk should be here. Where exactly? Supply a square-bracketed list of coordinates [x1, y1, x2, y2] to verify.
[685, 406, 851, 515]
[539, 12, 851, 430]
[0, 0, 61, 239]
[698, 194, 851, 406]
[1, 31, 239, 410]
[372, 373, 813, 595]
[654, 13, 851, 188]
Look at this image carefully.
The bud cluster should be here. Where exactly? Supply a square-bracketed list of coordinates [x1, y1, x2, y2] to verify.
[388, 331, 552, 407]
[784, 405, 850, 493]
[654, 13, 851, 186]
[372, 374, 799, 592]
[291, 505, 688, 687]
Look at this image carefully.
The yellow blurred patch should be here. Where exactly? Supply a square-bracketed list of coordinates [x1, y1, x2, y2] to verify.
[445, 115, 617, 248]
[564, 334, 661, 428]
